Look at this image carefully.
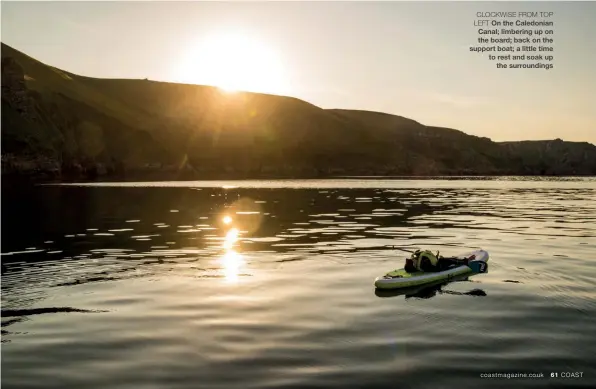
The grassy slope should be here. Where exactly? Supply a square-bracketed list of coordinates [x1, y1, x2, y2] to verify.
[2, 42, 595, 178]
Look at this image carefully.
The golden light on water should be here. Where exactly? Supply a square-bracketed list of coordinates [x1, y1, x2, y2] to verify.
[222, 250, 243, 283]
[217, 197, 265, 283]
[220, 224, 243, 282]
[223, 228, 239, 250]
[225, 197, 263, 234]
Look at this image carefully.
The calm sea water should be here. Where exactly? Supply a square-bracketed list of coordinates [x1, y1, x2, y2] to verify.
[2, 178, 595, 389]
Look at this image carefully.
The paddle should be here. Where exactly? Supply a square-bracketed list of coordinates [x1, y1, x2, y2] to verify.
[389, 246, 417, 254]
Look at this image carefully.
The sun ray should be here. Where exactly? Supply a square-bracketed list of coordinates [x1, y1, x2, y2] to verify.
[175, 31, 288, 95]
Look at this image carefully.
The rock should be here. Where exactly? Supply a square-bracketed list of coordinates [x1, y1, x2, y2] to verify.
[1, 57, 39, 122]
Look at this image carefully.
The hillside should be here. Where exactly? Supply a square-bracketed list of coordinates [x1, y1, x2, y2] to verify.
[2, 42, 595, 180]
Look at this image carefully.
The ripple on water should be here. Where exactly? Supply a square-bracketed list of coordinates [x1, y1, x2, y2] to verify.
[2, 180, 596, 389]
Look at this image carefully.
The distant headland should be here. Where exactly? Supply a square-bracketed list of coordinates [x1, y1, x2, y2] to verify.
[2, 42, 595, 182]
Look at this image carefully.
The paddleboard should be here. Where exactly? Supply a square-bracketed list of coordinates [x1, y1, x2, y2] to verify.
[374, 249, 489, 290]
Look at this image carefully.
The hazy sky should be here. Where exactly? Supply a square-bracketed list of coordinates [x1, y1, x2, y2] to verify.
[2, 1, 595, 143]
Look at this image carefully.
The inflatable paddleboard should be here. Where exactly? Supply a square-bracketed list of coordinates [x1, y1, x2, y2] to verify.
[374, 249, 489, 290]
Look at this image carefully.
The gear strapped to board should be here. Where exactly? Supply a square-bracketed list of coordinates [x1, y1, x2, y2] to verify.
[410, 249, 440, 272]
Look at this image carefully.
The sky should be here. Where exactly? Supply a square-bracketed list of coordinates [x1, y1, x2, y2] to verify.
[2, 1, 595, 144]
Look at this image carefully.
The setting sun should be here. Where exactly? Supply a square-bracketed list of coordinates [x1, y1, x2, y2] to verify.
[175, 31, 288, 95]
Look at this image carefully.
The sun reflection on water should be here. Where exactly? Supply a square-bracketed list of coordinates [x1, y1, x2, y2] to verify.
[222, 250, 243, 283]
[221, 224, 243, 282]
[223, 228, 239, 250]
[217, 198, 264, 283]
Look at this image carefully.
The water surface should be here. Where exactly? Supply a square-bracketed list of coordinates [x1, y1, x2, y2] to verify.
[2, 178, 595, 388]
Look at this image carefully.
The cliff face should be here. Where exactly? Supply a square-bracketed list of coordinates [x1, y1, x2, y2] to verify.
[1, 44, 186, 179]
[2, 42, 595, 180]
[499, 139, 596, 175]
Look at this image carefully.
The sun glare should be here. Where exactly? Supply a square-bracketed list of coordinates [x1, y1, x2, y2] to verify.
[223, 228, 239, 250]
[222, 250, 243, 283]
[221, 227, 242, 282]
[176, 31, 288, 95]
